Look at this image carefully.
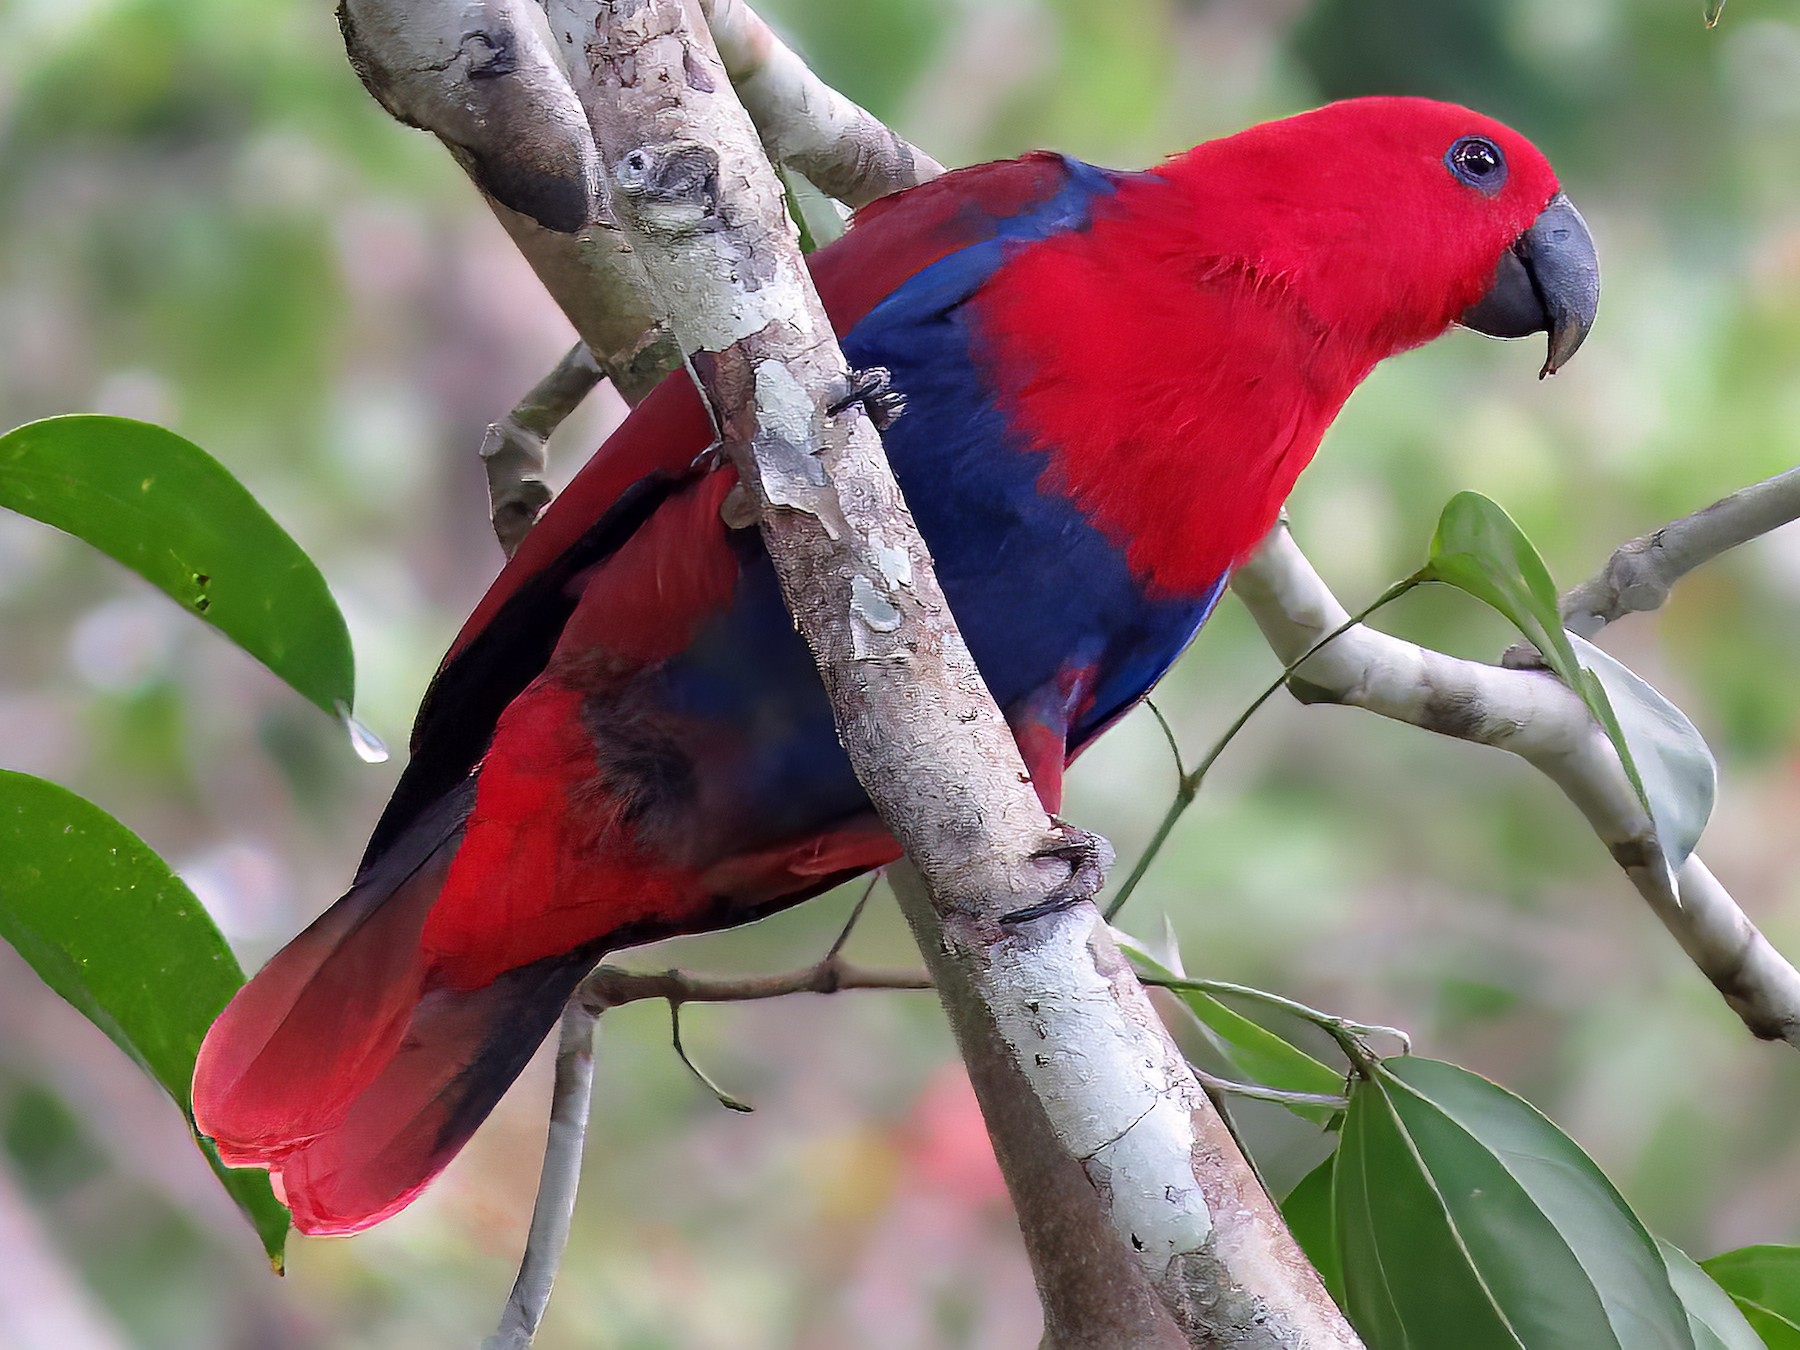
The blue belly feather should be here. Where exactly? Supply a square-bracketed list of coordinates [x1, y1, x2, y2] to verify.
[656, 161, 1224, 841]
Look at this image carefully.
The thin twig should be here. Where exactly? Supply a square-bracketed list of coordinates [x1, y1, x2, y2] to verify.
[669, 1002, 755, 1112]
[1143, 699, 1188, 781]
[572, 958, 933, 1012]
[1561, 465, 1800, 637]
[490, 952, 931, 1347]
[1189, 1069, 1349, 1113]
[1105, 580, 1417, 922]
[1137, 971, 1413, 1059]
[480, 342, 605, 556]
[823, 873, 882, 964]
[483, 1004, 600, 1350]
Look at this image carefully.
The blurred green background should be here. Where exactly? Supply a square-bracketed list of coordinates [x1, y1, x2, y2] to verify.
[4, 0, 1800, 1345]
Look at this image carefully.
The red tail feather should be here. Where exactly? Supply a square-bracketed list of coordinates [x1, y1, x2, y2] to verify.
[193, 846, 449, 1169]
[257, 956, 593, 1234]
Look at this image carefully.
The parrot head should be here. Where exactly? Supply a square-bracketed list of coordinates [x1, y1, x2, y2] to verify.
[1162, 96, 1599, 378]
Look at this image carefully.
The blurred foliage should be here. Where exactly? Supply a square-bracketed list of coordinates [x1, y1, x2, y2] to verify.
[4, 0, 1800, 1346]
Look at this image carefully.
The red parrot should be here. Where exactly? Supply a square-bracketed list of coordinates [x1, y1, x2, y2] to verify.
[194, 97, 1598, 1234]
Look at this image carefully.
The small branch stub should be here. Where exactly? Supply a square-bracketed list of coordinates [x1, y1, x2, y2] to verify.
[480, 341, 605, 555]
[1561, 465, 1800, 637]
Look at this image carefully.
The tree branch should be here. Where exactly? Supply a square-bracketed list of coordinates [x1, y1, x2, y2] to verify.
[1561, 466, 1800, 637]
[335, 0, 939, 553]
[890, 864, 1357, 1350]
[694, 0, 944, 207]
[480, 341, 604, 555]
[533, 2, 1357, 1343]
[1231, 522, 1800, 1045]
[573, 958, 932, 1008]
[483, 1004, 597, 1350]
[338, 0, 681, 401]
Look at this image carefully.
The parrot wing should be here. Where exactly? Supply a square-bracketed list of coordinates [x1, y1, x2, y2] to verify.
[192, 152, 1117, 1234]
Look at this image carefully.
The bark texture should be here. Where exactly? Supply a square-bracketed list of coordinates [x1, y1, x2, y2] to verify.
[337, 0, 679, 400]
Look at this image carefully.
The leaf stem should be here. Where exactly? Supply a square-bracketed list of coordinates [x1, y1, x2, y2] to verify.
[1138, 971, 1410, 1067]
[1104, 578, 1417, 921]
[1190, 1068, 1349, 1112]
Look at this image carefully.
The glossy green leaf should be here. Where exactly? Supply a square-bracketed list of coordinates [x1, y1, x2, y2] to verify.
[1117, 939, 1345, 1123]
[1282, 1154, 1345, 1306]
[1421, 491, 1576, 674]
[1336, 1056, 1691, 1349]
[1572, 635, 1716, 875]
[0, 414, 353, 718]
[1703, 1246, 1800, 1347]
[1419, 492, 1684, 896]
[1661, 1241, 1764, 1350]
[0, 771, 288, 1267]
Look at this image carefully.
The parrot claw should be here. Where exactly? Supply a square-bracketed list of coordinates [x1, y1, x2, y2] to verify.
[689, 438, 727, 472]
[1000, 819, 1116, 926]
[828, 367, 907, 431]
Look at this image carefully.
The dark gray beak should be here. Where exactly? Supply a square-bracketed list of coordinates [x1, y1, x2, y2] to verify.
[1460, 192, 1600, 378]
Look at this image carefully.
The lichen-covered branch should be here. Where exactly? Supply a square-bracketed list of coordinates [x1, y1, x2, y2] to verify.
[337, 0, 680, 401]
[337, 0, 936, 550]
[1232, 523, 1800, 1046]
[695, 0, 943, 207]
[1561, 466, 1800, 637]
[891, 861, 1358, 1349]
[535, 2, 1357, 1344]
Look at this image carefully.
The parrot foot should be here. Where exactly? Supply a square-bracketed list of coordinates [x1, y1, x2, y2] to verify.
[1000, 819, 1116, 927]
[828, 366, 907, 431]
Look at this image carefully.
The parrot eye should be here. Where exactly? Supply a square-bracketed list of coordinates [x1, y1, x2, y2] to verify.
[1446, 136, 1507, 194]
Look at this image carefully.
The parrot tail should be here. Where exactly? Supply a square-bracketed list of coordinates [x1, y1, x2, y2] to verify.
[191, 781, 600, 1235]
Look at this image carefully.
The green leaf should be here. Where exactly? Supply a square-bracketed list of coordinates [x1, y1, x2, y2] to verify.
[1661, 1241, 1764, 1350]
[1116, 937, 1345, 1123]
[0, 415, 354, 718]
[1703, 1246, 1800, 1347]
[1571, 635, 1716, 875]
[1733, 1303, 1800, 1348]
[1421, 491, 1575, 674]
[779, 165, 847, 254]
[0, 771, 288, 1267]
[1335, 1056, 1691, 1349]
[1282, 1154, 1345, 1306]
[1419, 492, 1693, 895]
